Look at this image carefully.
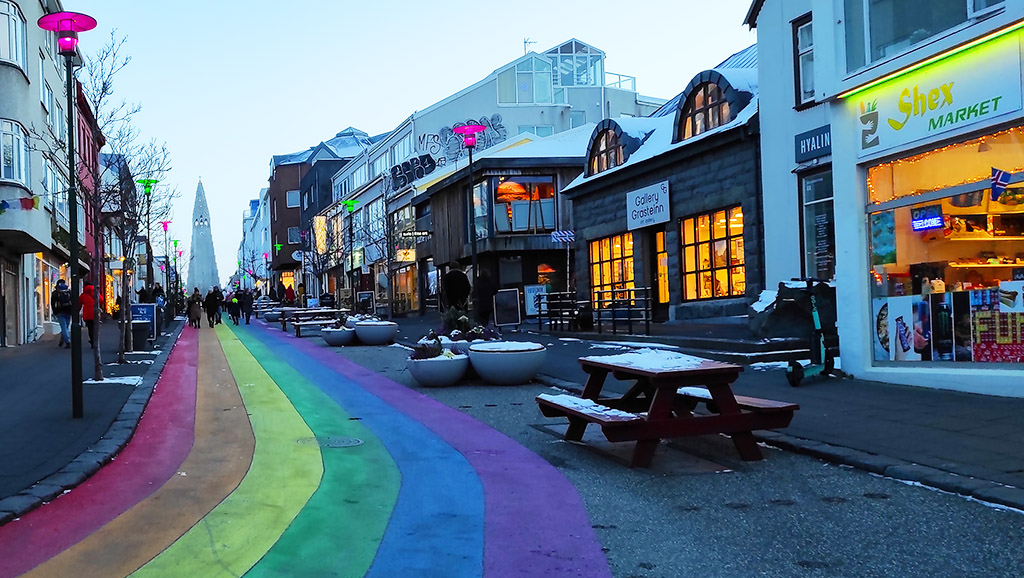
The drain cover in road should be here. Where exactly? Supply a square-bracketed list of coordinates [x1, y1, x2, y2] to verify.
[296, 436, 364, 448]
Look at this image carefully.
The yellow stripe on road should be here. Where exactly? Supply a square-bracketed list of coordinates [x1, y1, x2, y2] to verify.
[130, 325, 323, 577]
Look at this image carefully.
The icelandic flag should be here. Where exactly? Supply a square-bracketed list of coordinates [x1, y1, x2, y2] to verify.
[992, 167, 1012, 201]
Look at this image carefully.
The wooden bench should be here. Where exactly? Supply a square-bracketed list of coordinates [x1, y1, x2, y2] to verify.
[675, 386, 798, 430]
[536, 393, 644, 427]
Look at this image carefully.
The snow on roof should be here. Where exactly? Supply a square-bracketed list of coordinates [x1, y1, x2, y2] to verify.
[564, 95, 758, 192]
[487, 123, 597, 160]
[651, 44, 757, 118]
[271, 127, 376, 168]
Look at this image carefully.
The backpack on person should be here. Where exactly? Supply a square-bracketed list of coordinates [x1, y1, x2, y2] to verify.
[55, 289, 73, 312]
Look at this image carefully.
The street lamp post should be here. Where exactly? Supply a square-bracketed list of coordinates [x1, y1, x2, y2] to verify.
[453, 124, 486, 280]
[38, 11, 96, 419]
[138, 179, 159, 291]
[159, 220, 171, 314]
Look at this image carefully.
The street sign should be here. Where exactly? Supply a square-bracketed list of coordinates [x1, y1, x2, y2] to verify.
[551, 230, 575, 243]
[291, 250, 303, 261]
[399, 230, 431, 239]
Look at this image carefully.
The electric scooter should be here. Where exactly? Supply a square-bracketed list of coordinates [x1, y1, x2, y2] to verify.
[785, 278, 839, 387]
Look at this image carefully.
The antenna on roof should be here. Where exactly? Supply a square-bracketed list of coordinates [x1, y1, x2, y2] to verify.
[523, 37, 536, 55]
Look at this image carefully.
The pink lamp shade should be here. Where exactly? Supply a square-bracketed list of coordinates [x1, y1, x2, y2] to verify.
[37, 12, 97, 56]
[453, 124, 486, 148]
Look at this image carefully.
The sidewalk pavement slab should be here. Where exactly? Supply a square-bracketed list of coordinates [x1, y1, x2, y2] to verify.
[0, 317, 183, 522]
[388, 313, 1024, 510]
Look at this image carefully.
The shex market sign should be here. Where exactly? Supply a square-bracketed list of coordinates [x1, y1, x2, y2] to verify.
[851, 31, 1022, 158]
[626, 181, 670, 231]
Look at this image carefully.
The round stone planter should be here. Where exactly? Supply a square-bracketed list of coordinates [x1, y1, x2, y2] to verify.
[264, 311, 282, 323]
[354, 321, 399, 345]
[406, 354, 469, 387]
[468, 341, 547, 385]
[321, 327, 355, 346]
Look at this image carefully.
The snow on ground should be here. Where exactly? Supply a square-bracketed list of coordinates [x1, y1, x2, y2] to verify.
[84, 376, 143, 386]
[125, 351, 159, 356]
[587, 343, 631, 350]
[751, 290, 776, 313]
[749, 361, 792, 371]
[558, 337, 583, 342]
[105, 359, 154, 366]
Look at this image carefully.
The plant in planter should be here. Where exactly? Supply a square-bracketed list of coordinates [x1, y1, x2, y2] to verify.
[406, 338, 469, 387]
[425, 313, 501, 354]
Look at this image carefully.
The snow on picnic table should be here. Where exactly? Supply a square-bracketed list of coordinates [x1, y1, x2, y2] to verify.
[536, 394, 640, 420]
[581, 349, 719, 372]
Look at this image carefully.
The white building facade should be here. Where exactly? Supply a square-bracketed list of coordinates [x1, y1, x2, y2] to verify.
[322, 39, 665, 313]
[752, 0, 1024, 396]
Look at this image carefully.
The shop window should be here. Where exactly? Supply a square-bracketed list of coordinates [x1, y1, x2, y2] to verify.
[678, 83, 731, 141]
[793, 15, 814, 106]
[656, 231, 669, 304]
[588, 233, 634, 307]
[468, 179, 489, 241]
[844, 0, 992, 72]
[0, 2, 26, 71]
[587, 129, 624, 176]
[868, 126, 1024, 205]
[680, 207, 745, 300]
[492, 176, 555, 234]
[801, 169, 835, 280]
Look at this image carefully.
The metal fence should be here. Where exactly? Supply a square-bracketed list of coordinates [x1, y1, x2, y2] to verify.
[534, 286, 652, 335]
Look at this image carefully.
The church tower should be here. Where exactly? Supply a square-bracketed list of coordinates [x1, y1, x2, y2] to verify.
[187, 179, 221, 293]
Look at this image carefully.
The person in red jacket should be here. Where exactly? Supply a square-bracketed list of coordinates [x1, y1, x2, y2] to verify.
[80, 284, 96, 348]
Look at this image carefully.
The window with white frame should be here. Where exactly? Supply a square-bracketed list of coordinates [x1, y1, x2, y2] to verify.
[286, 189, 299, 208]
[497, 56, 553, 105]
[1, 119, 30, 184]
[518, 125, 554, 137]
[332, 177, 348, 202]
[287, 226, 301, 245]
[371, 154, 388, 177]
[352, 164, 368, 189]
[1, 1, 26, 70]
[794, 15, 814, 106]
[844, 0, 1002, 72]
[391, 133, 413, 164]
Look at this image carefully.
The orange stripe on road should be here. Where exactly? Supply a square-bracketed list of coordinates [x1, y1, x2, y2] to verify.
[25, 330, 256, 577]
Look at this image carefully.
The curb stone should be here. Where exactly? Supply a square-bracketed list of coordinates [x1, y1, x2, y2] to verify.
[532, 372, 1024, 512]
[0, 321, 184, 527]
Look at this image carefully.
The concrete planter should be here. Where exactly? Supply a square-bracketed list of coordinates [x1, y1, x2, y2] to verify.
[406, 354, 469, 387]
[321, 327, 355, 346]
[468, 341, 547, 385]
[354, 321, 398, 345]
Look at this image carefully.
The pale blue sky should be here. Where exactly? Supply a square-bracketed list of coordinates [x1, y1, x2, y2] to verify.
[72, 0, 757, 286]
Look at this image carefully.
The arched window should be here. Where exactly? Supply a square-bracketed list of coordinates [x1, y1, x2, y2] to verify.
[588, 129, 624, 176]
[678, 83, 731, 141]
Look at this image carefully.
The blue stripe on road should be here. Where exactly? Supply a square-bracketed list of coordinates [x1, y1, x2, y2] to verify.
[240, 324, 485, 577]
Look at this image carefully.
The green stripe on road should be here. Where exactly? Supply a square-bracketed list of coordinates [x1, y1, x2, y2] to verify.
[233, 324, 400, 578]
[130, 326, 323, 578]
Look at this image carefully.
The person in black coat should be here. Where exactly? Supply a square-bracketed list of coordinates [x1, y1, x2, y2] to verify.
[472, 269, 498, 325]
[203, 289, 221, 328]
[238, 289, 254, 324]
[442, 262, 471, 312]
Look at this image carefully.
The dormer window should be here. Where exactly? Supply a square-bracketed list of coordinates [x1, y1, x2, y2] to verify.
[678, 83, 731, 141]
[588, 129, 624, 176]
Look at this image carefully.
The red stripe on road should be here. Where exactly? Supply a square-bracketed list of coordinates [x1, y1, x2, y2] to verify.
[0, 327, 199, 577]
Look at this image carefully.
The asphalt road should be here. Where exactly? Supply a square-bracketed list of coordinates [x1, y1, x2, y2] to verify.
[335, 342, 1024, 578]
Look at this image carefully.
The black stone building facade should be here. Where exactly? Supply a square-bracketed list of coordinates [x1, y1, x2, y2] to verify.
[564, 55, 763, 321]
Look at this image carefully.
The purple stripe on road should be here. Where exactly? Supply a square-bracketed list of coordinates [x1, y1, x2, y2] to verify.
[262, 328, 611, 578]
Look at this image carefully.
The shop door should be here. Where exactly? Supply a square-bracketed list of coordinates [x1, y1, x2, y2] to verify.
[2, 261, 18, 346]
[651, 230, 670, 322]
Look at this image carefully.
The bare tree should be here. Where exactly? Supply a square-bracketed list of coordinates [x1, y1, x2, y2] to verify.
[79, 31, 176, 365]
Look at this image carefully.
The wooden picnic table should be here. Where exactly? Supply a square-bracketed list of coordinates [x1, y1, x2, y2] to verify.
[536, 351, 798, 467]
[280, 308, 350, 336]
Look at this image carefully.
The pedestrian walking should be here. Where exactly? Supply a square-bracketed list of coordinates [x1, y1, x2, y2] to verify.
[239, 289, 254, 324]
[442, 262, 471, 312]
[203, 289, 220, 328]
[472, 269, 498, 326]
[79, 284, 96, 348]
[187, 288, 203, 328]
[284, 284, 296, 306]
[51, 279, 73, 349]
[212, 286, 225, 324]
[227, 297, 241, 325]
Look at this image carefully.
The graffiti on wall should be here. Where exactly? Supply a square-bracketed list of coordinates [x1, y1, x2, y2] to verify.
[390, 154, 438, 191]
[426, 114, 509, 166]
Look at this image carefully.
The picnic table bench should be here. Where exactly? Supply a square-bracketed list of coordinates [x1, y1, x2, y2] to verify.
[280, 308, 349, 337]
[536, 351, 798, 467]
